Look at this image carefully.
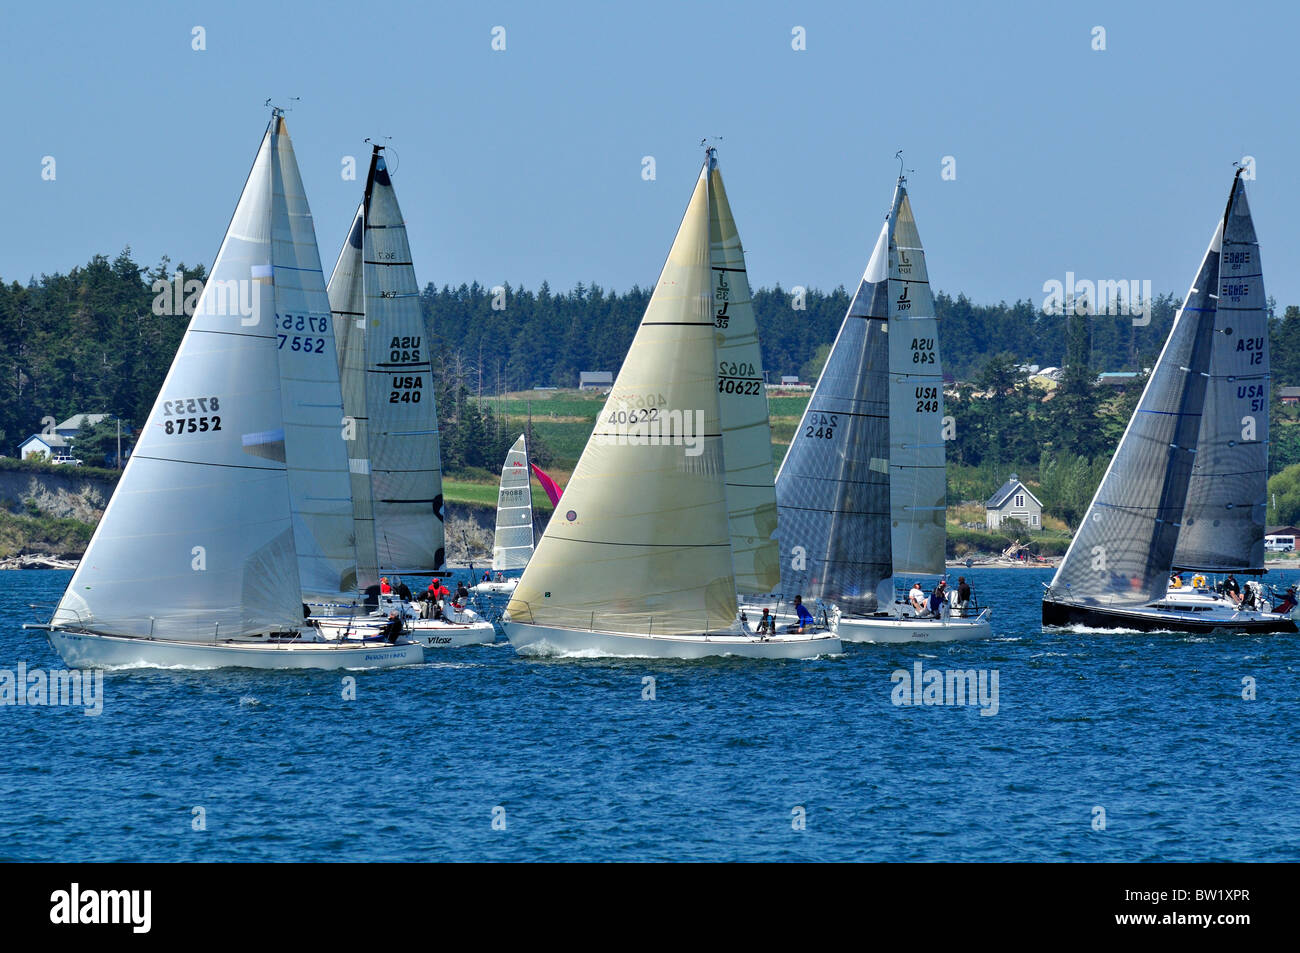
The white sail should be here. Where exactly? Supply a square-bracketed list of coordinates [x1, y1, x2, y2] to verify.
[708, 154, 781, 595]
[886, 187, 946, 576]
[327, 147, 445, 583]
[492, 435, 534, 571]
[268, 120, 358, 600]
[507, 163, 737, 635]
[53, 114, 305, 640]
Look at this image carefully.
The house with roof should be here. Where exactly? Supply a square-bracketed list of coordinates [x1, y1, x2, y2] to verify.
[18, 433, 72, 461]
[578, 371, 613, 391]
[1279, 387, 1300, 406]
[16, 413, 111, 464]
[986, 474, 1043, 531]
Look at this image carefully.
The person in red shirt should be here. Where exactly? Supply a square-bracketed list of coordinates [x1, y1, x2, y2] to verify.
[380, 576, 392, 595]
[427, 580, 450, 601]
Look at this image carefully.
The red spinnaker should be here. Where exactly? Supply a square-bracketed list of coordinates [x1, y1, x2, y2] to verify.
[530, 463, 563, 506]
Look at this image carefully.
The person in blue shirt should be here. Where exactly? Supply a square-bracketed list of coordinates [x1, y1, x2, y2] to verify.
[788, 595, 815, 633]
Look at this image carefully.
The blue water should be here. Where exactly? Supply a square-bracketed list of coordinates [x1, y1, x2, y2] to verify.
[1, 567, 1297, 862]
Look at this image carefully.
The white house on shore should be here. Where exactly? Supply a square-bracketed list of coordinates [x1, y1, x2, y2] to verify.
[986, 474, 1043, 531]
[16, 413, 110, 463]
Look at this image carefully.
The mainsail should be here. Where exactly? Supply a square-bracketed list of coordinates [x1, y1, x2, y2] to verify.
[53, 112, 307, 640]
[775, 177, 940, 614]
[1049, 223, 1221, 607]
[493, 435, 534, 571]
[507, 161, 737, 634]
[327, 146, 445, 587]
[887, 191, 946, 576]
[268, 118, 358, 600]
[708, 152, 781, 595]
[1172, 173, 1268, 573]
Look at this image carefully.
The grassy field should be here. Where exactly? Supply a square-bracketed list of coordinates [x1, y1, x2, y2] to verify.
[443, 479, 558, 513]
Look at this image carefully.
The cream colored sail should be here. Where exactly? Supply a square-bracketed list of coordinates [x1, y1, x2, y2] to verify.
[708, 154, 780, 595]
[507, 163, 736, 635]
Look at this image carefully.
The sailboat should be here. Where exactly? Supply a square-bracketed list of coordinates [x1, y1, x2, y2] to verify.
[501, 149, 840, 659]
[742, 168, 992, 643]
[29, 109, 422, 669]
[322, 143, 495, 648]
[1043, 170, 1297, 634]
[472, 434, 534, 595]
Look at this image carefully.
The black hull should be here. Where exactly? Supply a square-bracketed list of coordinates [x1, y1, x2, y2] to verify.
[1041, 599, 1297, 634]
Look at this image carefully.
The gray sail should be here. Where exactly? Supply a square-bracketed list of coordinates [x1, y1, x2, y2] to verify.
[775, 213, 893, 613]
[1172, 174, 1268, 573]
[1048, 223, 1221, 607]
[327, 147, 445, 584]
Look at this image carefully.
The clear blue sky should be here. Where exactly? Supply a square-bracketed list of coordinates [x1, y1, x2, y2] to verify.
[3, 0, 1298, 309]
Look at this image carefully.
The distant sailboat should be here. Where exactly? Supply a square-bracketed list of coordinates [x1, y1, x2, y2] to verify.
[30, 110, 422, 669]
[501, 149, 840, 659]
[747, 167, 991, 643]
[1043, 170, 1296, 634]
[324, 143, 494, 647]
[473, 434, 534, 595]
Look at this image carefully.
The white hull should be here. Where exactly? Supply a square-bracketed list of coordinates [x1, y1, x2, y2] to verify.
[45, 628, 423, 670]
[502, 619, 839, 659]
[739, 601, 992, 644]
[313, 615, 496, 649]
[835, 612, 992, 644]
[472, 579, 519, 595]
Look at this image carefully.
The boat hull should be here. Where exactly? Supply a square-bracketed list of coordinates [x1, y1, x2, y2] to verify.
[1041, 599, 1298, 634]
[502, 620, 840, 659]
[836, 612, 993, 644]
[472, 579, 519, 596]
[46, 629, 423, 670]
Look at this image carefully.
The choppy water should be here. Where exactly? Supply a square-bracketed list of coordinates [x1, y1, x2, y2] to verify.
[1, 567, 1297, 861]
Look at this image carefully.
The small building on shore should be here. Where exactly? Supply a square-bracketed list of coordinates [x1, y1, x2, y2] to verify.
[986, 474, 1043, 531]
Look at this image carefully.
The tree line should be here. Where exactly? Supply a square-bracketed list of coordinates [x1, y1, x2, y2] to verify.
[2, 250, 1297, 519]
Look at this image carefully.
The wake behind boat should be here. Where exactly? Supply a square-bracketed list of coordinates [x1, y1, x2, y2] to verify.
[502, 149, 839, 660]
[28, 109, 422, 670]
[741, 163, 990, 644]
[1042, 170, 1297, 635]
